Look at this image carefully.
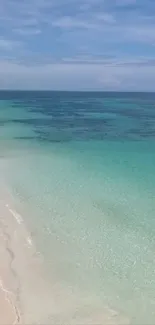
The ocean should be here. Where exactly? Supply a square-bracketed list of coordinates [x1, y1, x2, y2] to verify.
[0, 91, 155, 324]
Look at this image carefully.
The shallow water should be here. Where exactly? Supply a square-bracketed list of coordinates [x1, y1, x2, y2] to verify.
[1, 91, 155, 324]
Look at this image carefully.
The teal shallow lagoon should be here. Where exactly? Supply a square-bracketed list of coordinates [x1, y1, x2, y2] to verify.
[1, 91, 155, 324]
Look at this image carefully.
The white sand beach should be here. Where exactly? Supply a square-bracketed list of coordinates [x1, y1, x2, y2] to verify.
[0, 187, 55, 324]
[0, 188, 57, 324]
[0, 187, 129, 325]
[0, 200, 21, 325]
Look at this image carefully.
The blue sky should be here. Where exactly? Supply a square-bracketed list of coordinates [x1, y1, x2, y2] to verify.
[0, 0, 155, 90]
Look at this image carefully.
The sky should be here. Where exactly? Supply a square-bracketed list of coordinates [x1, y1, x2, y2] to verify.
[0, 0, 155, 90]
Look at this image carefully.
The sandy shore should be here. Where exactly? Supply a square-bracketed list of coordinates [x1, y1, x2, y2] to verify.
[0, 190, 57, 325]
[0, 187, 129, 325]
[0, 205, 20, 325]
[0, 291, 17, 325]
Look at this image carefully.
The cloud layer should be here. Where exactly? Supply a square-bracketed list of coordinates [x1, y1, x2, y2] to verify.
[0, 0, 155, 90]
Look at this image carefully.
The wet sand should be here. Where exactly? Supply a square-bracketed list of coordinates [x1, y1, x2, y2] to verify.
[0, 188, 129, 325]
[0, 291, 17, 325]
[0, 192, 56, 325]
[0, 207, 20, 325]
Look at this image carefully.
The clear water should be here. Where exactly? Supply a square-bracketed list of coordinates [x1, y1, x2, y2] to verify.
[1, 91, 155, 324]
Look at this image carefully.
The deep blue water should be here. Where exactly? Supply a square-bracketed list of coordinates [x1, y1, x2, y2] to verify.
[1, 91, 155, 142]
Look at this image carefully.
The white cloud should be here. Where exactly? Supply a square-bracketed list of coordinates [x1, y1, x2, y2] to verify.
[52, 16, 96, 29]
[13, 28, 41, 36]
[0, 0, 53, 29]
[61, 56, 155, 66]
[116, 0, 136, 6]
[128, 26, 155, 43]
[0, 58, 155, 91]
[0, 38, 21, 50]
[96, 13, 116, 24]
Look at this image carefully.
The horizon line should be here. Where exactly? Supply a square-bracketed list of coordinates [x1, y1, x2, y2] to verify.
[0, 89, 155, 93]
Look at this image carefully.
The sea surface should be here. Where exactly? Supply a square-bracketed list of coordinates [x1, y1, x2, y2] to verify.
[0, 91, 155, 324]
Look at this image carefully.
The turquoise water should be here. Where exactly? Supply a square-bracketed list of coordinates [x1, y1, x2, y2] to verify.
[1, 91, 155, 323]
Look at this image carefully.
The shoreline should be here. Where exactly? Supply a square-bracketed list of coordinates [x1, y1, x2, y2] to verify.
[0, 202, 21, 325]
[0, 187, 129, 325]
[0, 190, 52, 324]
[0, 189, 58, 324]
